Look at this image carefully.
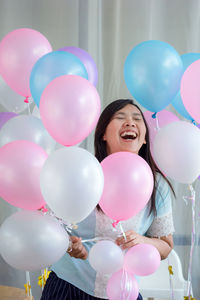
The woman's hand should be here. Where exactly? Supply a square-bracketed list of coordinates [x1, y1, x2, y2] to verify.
[67, 236, 88, 260]
[115, 230, 146, 249]
[116, 230, 173, 260]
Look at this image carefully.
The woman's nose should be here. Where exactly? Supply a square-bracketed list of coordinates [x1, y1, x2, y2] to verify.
[124, 119, 136, 127]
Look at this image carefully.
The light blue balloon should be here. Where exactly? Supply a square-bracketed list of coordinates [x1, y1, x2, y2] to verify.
[171, 92, 193, 120]
[171, 53, 200, 120]
[124, 40, 183, 112]
[30, 51, 88, 107]
[181, 53, 200, 69]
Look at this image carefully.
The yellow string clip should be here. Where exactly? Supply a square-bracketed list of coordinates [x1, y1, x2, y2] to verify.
[37, 270, 51, 288]
[168, 265, 174, 275]
[38, 276, 43, 289]
[184, 296, 196, 300]
[24, 282, 31, 294]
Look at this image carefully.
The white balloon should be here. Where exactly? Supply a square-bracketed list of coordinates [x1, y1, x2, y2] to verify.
[0, 115, 56, 154]
[0, 75, 31, 113]
[0, 210, 69, 271]
[89, 240, 124, 274]
[153, 121, 200, 184]
[40, 146, 104, 224]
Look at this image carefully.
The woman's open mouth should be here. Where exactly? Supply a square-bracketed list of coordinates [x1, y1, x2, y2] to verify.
[120, 131, 137, 140]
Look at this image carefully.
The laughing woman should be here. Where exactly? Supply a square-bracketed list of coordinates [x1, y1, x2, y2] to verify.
[41, 99, 175, 300]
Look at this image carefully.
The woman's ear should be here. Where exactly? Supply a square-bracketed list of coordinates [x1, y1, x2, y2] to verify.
[103, 134, 106, 141]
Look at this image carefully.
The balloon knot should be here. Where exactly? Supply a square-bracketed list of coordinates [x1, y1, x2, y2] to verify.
[24, 96, 29, 103]
[151, 112, 157, 119]
[40, 206, 48, 213]
[112, 220, 120, 228]
[191, 120, 196, 125]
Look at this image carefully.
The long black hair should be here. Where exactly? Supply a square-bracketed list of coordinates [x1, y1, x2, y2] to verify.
[94, 99, 175, 215]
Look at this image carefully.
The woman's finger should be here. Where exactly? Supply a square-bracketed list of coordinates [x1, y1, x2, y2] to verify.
[121, 240, 135, 249]
[116, 233, 135, 245]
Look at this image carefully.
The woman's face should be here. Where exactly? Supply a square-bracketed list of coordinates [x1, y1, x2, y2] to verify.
[103, 104, 147, 155]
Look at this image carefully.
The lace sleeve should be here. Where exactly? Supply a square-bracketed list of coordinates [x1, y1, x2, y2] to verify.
[146, 212, 175, 238]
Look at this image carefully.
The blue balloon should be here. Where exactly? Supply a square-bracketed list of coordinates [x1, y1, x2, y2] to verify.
[181, 53, 200, 69]
[172, 92, 193, 121]
[30, 51, 88, 107]
[124, 40, 183, 112]
[171, 53, 200, 121]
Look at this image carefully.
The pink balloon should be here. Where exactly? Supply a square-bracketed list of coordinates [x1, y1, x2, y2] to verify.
[0, 28, 52, 98]
[107, 269, 139, 300]
[143, 110, 179, 146]
[0, 140, 47, 210]
[181, 59, 200, 123]
[40, 75, 101, 146]
[124, 244, 161, 276]
[99, 152, 154, 221]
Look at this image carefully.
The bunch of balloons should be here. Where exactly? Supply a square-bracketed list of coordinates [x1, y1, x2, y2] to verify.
[1, 28, 200, 290]
[89, 240, 160, 300]
[0, 28, 102, 272]
[87, 151, 156, 299]
[124, 41, 200, 184]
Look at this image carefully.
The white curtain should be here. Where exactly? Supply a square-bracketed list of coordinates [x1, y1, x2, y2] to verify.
[0, 0, 200, 298]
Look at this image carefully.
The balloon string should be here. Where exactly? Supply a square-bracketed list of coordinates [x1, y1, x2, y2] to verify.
[151, 112, 160, 133]
[81, 236, 114, 243]
[187, 184, 195, 299]
[121, 269, 132, 300]
[167, 258, 175, 300]
[155, 116, 160, 130]
[121, 269, 126, 300]
[119, 222, 127, 242]
[38, 268, 51, 290]
[112, 221, 127, 242]
[24, 96, 31, 115]
[42, 209, 78, 231]
[27, 102, 30, 115]
[25, 271, 32, 300]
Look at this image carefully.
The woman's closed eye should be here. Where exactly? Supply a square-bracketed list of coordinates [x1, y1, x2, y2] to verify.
[115, 116, 125, 120]
[133, 117, 142, 121]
